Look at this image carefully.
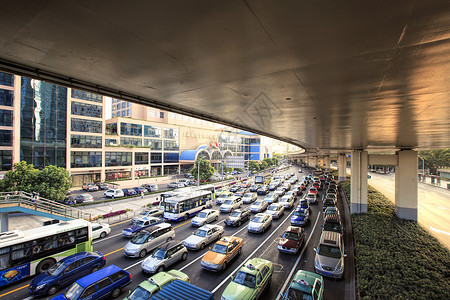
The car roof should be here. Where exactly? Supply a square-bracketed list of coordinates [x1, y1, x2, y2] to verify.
[240, 258, 272, 275]
[199, 224, 220, 230]
[140, 223, 171, 233]
[60, 251, 101, 265]
[319, 231, 342, 246]
[324, 214, 341, 224]
[156, 240, 184, 250]
[216, 236, 242, 246]
[285, 226, 303, 233]
[77, 265, 125, 287]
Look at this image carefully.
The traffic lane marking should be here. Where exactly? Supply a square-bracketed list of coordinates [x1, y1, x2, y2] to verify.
[430, 226, 450, 235]
[0, 284, 29, 298]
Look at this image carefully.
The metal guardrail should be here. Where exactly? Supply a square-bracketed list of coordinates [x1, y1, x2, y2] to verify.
[0, 191, 92, 221]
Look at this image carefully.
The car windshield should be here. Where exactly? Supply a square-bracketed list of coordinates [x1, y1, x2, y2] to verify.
[285, 286, 313, 300]
[318, 244, 342, 258]
[294, 210, 306, 217]
[251, 216, 264, 223]
[230, 212, 241, 217]
[198, 212, 208, 218]
[224, 200, 234, 205]
[268, 205, 279, 211]
[64, 283, 84, 300]
[219, 194, 228, 199]
[211, 243, 227, 254]
[282, 232, 299, 240]
[131, 232, 150, 244]
[128, 286, 152, 300]
[135, 220, 146, 227]
[140, 210, 149, 216]
[194, 229, 207, 238]
[47, 260, 67, 275]
[307, 194, 314, 198]
[152, 248, 167, 259]
[233, 271, 256, 288]
[324, 223, 341, 232]
[254, 201, 263, 206]
[244, 193, 252, 198]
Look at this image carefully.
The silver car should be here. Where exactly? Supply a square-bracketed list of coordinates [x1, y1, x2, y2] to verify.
[141, 240, 188, 274]
[264, 193, 279, 204]
[248, 213, 272, 233]
[250, 200, 268, 213]
[314, 231, 346, 279]
[191, 209, 219, 227]
[124, 223, 175, 258]
[132, 208, 164, 224]
[280, 194, 295, 209]
[220, 196, 243, 213]
[266, 203, 285, 219]
[183, 224, 224, 250]
[242, 193, 257, 204]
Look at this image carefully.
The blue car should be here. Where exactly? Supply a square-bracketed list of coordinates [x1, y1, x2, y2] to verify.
[298, 199, 310, 212]
[122, 216, 164, 238]
[122, 189, 138, 196]
[51, 265, 131, 300]
[28, 251, 106, 296]
[291, 207, 310, 226]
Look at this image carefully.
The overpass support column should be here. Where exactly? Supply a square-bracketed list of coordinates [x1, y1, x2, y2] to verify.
[350, 150, 368, 214]
[0, 213, 8, 232]
[338, 154, 347, 182]
[323, 156, 331, 171]
[395, 150, 418, 221]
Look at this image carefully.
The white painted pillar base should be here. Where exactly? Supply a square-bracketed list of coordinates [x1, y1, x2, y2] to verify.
[350, 150, 368, 214]
[1, 213, 8, 232]
[338, 154, 347, 182]
[395, 150, 418, 221]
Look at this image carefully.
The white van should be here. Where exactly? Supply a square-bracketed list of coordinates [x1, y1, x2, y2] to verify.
[104, 189, 125, 198]
[124, 223, 175, 258]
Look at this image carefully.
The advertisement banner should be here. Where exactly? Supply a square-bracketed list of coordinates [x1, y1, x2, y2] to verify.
[0, 263, 30, 287]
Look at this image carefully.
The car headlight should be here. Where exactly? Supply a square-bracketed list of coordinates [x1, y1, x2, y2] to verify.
[36, 284, 46, 290]
[314, 259, 321, 270]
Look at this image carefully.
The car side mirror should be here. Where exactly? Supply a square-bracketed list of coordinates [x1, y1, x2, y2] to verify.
[313, 248, 317, 252]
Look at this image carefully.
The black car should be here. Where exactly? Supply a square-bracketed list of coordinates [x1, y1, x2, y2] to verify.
[323, 197, 337, 211]
[323, 214, 343, 234]
[249, 184, 261, 192]
[224, 208, 251, 226]
[96, 182, 109, 190]
[257, 185, 269, 195]
[230, 185, 242, 193]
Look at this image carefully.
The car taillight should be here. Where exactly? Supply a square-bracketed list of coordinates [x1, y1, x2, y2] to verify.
[129, 274, 131, 280]
[187, 278, 190, 283]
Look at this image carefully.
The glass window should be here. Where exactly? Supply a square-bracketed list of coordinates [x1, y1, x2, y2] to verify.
[151, 153, 162, 163]
[121, 110, 125, 117]
[148, 110, 156, 118]
[122, 102, 126, 109]
[105, 152, 132, 167]
[0, 72, 14, 87]
[109, 271, 127, 283]
[163, 128, 179, 139]
[164, 140, 179, 151]
[106, 123, 117, 135]
[120, 137, 142, 147]
[0, 89, 13, 106]
[96, 278, 111, 290]
[71, 101, 102, 118]
[127, 109, 131, 116]
[144, 125, 161, 138]
[71, 118, 102, 133]
[71, 89, 102, 103]
[0, 150, 12, 171]
[144, 139, 162, 150]
[0, 110, 13, 126]
[71, 135, 102, 148]
[159, 112, 164, 118]
[177, 114, 183, 120]
[164, 153, 179, 163]
[0, 130, 12, 146]
[70, 152, 102, 168]
[183, 115, 189, 121]
[105, 138, 118, 145]
[80, 284, 97, 298]
[127, 102, 131, 107]
[169, 112, 176, 119]
[135, 152, 149, 165]
[120, 123, 142, 136]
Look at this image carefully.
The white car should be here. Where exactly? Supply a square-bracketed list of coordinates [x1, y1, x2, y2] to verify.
[191, 209, 219, 227]
[242, 193, 257, 204]
[250, 200, 268, 213]
[280, 194, 295, 209]
[220, 196, 243, 213]
[141, 240, 188, 274]
[183, 224, 224, 250]
[92, 223, 111, 239]
[266, 203, 285, 219]
[247, 213, 273, 233]
[104, 189, 125, 199]
[306, 192, 317, 204]
[132, 208, 164, 224]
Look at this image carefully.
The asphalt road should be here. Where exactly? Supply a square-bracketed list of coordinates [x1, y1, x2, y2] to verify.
[368, 172, 450, 249]
[1, 167, 351, 300]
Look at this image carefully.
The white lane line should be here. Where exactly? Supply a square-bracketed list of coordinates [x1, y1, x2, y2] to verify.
[275, 212, 321, 300]
[124, 258, 145, 271]
[430, 226, 450, 236]
[211, 209, 295, 294]
[23, 297, 34, 300]
[179, 223, 249, 271]
[93, 232, 123, 244]
[437, 206, 449, 210]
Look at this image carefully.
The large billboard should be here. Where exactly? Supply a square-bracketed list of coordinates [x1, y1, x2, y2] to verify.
[226, 156, 245, 169]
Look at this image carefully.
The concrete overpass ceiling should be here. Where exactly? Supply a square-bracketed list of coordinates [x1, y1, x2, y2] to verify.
[0, 1, 449, 154]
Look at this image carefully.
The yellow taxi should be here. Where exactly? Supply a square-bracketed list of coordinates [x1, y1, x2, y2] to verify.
[200, 236, 244, 271]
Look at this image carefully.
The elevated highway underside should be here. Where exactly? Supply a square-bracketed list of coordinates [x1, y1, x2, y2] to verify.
[0, 0, 449, 155]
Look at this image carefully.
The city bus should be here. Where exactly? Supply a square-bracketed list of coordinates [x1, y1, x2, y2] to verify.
[255, 174, 271, 185]
[0, 219, 93, 287]
[158, 184, 216, 210]
[163, 190, 213, 221]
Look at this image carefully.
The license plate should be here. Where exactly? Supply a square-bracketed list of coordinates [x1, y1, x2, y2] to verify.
[324, 272, 332, 276]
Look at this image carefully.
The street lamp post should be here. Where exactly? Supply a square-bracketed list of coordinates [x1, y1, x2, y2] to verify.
[197, 160, 200, 187]
[419, 156, 425, 182]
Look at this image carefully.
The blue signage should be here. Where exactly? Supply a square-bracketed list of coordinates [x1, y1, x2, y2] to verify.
[0, 263, 30, 286]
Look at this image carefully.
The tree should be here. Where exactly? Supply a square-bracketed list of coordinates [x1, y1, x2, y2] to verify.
[248, 161, 260, 172]
[272, 157, 279, 166]
[260, 161, 268, 170]
[419, 149, 450, 175]
[262, 158, 274, 167]
[222, 162, 233, 174]
[190, 159, 215, 182]
[0, 161, 72, 201]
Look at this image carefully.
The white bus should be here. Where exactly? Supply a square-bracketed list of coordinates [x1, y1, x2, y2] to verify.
[0, 219, 92, 287]
[158, 184, 216, 210]
[163, 190, 213, 221]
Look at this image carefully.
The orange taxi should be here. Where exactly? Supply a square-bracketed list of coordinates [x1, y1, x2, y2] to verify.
[200, 236, 244, 271]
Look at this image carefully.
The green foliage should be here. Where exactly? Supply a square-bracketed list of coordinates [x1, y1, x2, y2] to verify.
[272, 156, 279, 166]
[0, 162, 72, 201]
[248, 161, 260, 172]
[262, 158, 274, 166]
[260, 161, 268, 170]
[222, 163, 233, 174]
[190, 159, 215, 181]
[342, 180, 450, 299]
[419, 149, 450, 175]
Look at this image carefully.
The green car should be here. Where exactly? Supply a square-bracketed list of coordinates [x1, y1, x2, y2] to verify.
[281, 270, 324, 300]
[221, 258, 273, 300]
[124, 270, 189, 300]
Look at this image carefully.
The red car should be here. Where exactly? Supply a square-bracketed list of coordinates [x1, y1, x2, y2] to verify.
[309, 187, 318, 194]
[277, 226, 305, 254]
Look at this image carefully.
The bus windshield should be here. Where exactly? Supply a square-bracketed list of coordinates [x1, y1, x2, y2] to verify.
[164, 202, 178, 213]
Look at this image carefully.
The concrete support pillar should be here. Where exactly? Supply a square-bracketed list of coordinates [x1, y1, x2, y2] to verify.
[350, 150, 368, 214]
[323, 156, 331, 171]
[314, 157, 318, 168]
[395, 150, 418, 221]
[1, 213, 8, 232]
[338, 154, 347, 182]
